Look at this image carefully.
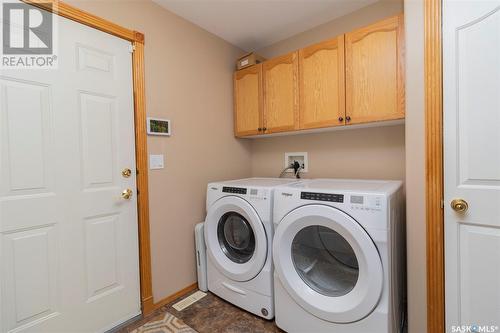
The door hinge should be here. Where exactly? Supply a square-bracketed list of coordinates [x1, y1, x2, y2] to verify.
[129, 44, 136, 53]
[440, 199, 444, 209]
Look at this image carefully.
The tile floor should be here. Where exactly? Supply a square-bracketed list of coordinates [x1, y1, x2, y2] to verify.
[118, 289, 407, 333]
[118, 290, 282, 333]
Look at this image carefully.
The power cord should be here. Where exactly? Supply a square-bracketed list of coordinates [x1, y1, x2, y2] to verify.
[279, 166, 293, 178]
[293, 161, 302, 179]
[279, 161, 303, 179]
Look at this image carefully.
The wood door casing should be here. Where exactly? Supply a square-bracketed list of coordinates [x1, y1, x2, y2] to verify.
[425, 0, 445, 331]
[345, 14, 405, 125]
[234, 64, 263, 137]
[263, 52, 299, 133]
[299, 35, 346, 129]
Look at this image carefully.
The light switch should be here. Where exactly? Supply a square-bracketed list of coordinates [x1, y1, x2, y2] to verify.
[149, 154, 164, 170]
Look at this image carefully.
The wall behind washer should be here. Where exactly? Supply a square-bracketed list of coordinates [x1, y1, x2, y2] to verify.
[251, 125, 405, 180]
[67, 0, 252, 302]
[251, 0, 405, 181]
[251, 0, 405, 180]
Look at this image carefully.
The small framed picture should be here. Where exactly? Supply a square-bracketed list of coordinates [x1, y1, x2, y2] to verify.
[147, 117, 171, 136]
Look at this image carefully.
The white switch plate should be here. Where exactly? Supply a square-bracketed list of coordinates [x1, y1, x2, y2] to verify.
[149, 154, 164, 169]
[284, 152, 308, 173]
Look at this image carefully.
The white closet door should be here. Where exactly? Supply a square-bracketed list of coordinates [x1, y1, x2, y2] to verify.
[0, 4, 140, 332]
[444, 1, 500, 331]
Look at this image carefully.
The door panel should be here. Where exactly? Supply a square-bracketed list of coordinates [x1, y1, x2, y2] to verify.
[0, 4, 140, 332]
[456, 7, 500, 187]
[77, 44, 115, 74]
[299, 36, 345, 129]
[345, 15, 405, 125]
[458, 224, 500, 325]
[1, 79, 52, 194]
[85, 214, 122, 302]
[2, 226, 59, 331]
[234, 65, 262, 136]
[263, 52, 299, 133]
[80, 92, 117, 188]
[444, 1, 500, 331]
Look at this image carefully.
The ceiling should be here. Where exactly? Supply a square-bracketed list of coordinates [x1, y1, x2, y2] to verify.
[152, 0, 378, 51]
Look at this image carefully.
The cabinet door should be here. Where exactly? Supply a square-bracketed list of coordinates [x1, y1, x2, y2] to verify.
[345, 15, 405, 125]
[263, 52, 299, 133]
[299, 36, 345, 129]
[234, 64, 263, 137]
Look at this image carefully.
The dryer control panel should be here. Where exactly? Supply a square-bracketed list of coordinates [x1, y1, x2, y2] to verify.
[301, 192, 344, 203]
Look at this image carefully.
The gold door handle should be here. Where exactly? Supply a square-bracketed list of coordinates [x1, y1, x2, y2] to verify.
[122, 168, 132, 178]
[121, 189, 133, 200]
[451, 198, 468, 213]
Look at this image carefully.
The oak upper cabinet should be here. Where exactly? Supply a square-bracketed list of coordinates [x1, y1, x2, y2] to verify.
[234, 64, 263, 137]
[263, 51, 299, 134]
[345, 14, 405, 125]
[299, 36, 346, 129]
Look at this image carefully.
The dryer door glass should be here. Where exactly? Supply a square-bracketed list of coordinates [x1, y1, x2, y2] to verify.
[292, 225, 359, 297]
[218, 212, 255, 263]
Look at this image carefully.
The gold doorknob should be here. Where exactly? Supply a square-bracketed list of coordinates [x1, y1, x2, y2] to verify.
[121, 189, 133, 200]
[451, 198, 468, 213]
[122, 168, 132, 178]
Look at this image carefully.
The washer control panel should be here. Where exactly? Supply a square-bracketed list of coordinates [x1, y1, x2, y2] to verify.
[301, 192, 344, 203]
[222, 186, 247, 194]
[350, 195, 383, 211]
[220, 186, 269, 200]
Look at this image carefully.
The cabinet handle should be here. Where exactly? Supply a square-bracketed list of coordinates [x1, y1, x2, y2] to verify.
[263, 127, 267, 131]
[346, 116, 351, 122]
[258, 128, 262, 131]
[338, 117, 344, 122]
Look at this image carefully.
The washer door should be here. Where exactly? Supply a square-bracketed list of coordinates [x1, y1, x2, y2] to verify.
[273, 204, 383, 323]
[205, 196, 267, 282]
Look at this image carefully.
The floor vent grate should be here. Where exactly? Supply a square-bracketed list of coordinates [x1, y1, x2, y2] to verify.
[172, 291, 207, 311]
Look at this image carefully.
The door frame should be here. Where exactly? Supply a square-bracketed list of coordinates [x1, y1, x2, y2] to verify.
[20, 0, 155, 315]
[424, 0, 445, 332]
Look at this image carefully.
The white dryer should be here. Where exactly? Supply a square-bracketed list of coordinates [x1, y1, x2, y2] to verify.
[204, 178, 300, 319]
[272, 179, 404, 333]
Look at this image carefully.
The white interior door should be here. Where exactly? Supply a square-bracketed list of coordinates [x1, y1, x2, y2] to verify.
[0, 4, 141, 333]
[444, 1, 500, 331]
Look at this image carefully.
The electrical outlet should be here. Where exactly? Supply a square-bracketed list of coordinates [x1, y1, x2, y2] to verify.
[284, 152, 308, 173]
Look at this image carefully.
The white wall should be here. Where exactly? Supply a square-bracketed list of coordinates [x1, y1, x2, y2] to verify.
[404, 1, 427, 332]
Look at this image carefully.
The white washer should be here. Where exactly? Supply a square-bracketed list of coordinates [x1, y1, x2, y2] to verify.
[204, 178, 300, 319]
[273, 179, 404, 333]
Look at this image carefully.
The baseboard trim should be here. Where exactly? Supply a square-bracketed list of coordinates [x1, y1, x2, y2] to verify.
[142, 296, 155, 316]
[151, 283, 198, 312]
